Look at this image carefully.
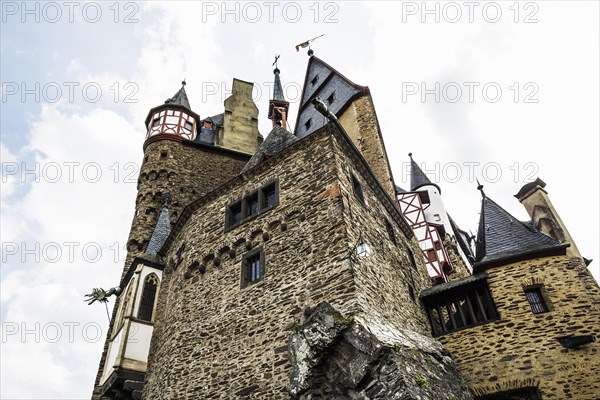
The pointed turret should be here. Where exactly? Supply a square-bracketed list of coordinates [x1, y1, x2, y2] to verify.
[268, 56, 290, 130]
[144, 80, 200, 149]
[409, 153, 440, 193]
[474, 184, 567, 270]
[164, 80, 191, 110]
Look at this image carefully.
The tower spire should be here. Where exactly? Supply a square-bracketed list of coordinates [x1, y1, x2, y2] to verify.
[408, 152, 441, 193]
[268, 55, 290, 130]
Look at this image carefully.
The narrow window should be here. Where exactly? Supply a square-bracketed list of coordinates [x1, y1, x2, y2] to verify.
[261, 182, 278, 209]
[245, 192, 259, 217]
[241, 249, 264, 288]
[385, 219, 396, 245]
[327, 92, 335, 105]
[407, 247, 418, 270]
[525, 287, 549, 314]
[434, 241, 442, 250]
[226, 201, 242, 228]
[138, 274, 159, 322]
[351, 174, 364, 204]
[152, 118, 161, 128]
[311, 75, 319, 86]
[159, 150, 168, 160]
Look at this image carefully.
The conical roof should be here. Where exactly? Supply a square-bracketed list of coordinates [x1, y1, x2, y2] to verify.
[164, 81, 191, 110]
[242, 125, 299, 172]
[475, 189, 565, 268]
[409, 153, 440, 193]
[272, 68, 285, 102]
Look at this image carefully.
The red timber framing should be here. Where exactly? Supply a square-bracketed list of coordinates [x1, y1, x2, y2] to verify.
[146, 109, 196, 141]
[398, 192, 450, 283]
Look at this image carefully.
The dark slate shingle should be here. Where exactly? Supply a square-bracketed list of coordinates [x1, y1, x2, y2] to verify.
[242, 126, 299, 172]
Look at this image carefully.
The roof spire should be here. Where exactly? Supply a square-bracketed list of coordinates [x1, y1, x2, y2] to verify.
[476, 178, 486, 198]
[408, 152, 441, 193]
[268, 55, 290, 130]
[164, 80, 191, 110]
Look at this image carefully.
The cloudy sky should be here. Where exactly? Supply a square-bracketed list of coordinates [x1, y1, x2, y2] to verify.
[1, 1, 598, 398]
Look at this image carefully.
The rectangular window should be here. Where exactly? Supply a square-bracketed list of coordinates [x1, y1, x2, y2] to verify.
[227, 201, 242, 228]
[152, 118, 161, 128]
[525, 287, 549, 314]
[225, 181, 279, 230]
[423, 279, 498, 336]
[184, 121, 193, 131]
[261, 182, 278, 209]
[241, 249, 264, 288]
[245, 192, 259, 217]
[159, 150, 168, 160]
[351, 173, 364, 204]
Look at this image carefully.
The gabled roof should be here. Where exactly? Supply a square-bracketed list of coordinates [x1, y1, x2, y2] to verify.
[294, 56, 369, 139]
[409, 153, 440, 193]
[475, 190, 566, 269]
[242, 125, 299, 172]
[164, 82, 191, 110]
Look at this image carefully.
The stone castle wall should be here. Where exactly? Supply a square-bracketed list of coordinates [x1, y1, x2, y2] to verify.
[142, 126, 449, 398]
[437, 255, 600, 399]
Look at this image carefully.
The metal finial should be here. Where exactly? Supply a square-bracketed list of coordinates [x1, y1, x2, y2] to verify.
[408, 152, 413, 158]
[476, 179, 486, 197]
[181, 79, 186, 86]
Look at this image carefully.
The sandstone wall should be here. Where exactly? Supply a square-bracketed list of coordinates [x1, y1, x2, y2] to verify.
[438, 256, 600, 399]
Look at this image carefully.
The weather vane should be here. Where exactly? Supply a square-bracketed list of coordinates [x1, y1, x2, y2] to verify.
[272, 54, 280, 68]
[295, 34, 324, 56]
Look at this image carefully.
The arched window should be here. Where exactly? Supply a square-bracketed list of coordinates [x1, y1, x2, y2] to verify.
[138, 274, 159, 322]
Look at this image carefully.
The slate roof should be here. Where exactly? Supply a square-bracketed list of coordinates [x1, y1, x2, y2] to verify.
[448, 214, 474, 261]
[203, 113, 224, 127]
[475, 191, 565, 269]
[395, 185, 407, 194]
[409, 153, 440, 193]
[145, 203, 171, 256]
[272, 68, 285, 101]
[164, 82, 191, 111]
[242, 125, 299, 172]
[294, 56, 368, 139]
[420, 273, 488, 298]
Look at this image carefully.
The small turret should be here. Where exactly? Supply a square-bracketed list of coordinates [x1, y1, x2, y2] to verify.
[143, 81, 200, 150]
[268, 56, 290, 130]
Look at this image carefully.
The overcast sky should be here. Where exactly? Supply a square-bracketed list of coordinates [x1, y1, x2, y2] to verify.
[1, 1, 598, 398]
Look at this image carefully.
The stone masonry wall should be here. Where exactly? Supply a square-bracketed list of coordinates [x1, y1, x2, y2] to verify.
[143, 131, 358, 398]
[338, 95, 396, 199]
[437, 255, 600, 399]
[329, 132, 433, 335]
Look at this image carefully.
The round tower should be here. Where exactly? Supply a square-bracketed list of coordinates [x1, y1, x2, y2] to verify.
[124, 81, 200, 273]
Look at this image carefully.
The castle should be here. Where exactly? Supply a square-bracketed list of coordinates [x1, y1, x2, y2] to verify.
[91, 55, 600, 399]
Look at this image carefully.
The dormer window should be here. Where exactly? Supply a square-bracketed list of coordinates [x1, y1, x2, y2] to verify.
[305, 118, 312, 131]
[311, 75, 319, 86]
[327, 92, 335, 105]
[203, 120, 213, 129]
